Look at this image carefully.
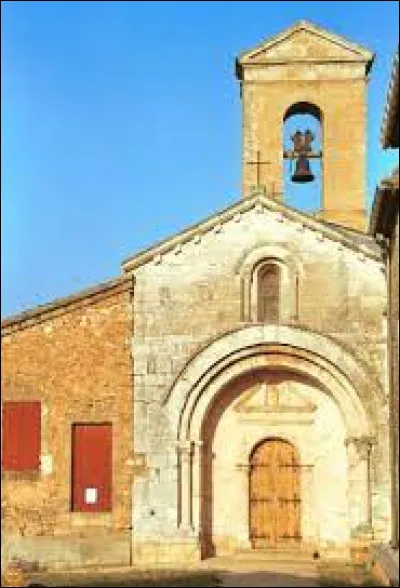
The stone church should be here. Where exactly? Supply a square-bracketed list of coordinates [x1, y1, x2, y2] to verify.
[1, 21, 392, 570]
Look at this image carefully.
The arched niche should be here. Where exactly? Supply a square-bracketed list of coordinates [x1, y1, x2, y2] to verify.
[236, 244, 303, 324]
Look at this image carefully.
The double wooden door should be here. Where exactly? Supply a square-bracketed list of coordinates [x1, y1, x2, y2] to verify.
[249, 438, 301, 547]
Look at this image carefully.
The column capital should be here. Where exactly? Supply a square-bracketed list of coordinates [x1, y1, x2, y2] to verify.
[176, 441, 192, 453]
[176, 439, 203, 453]
[345, 436, 376, 460]
[192, 439, 204, 448]
[235, 463, 250, 472]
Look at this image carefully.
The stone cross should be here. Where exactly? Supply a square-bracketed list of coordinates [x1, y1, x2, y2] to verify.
[247, 151, 272, 187]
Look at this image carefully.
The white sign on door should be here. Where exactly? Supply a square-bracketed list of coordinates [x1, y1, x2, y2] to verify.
[84, 487, 98, 504]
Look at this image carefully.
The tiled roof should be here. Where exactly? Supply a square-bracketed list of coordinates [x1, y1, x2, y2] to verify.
[1, 276, 132, 332]
[369, 168, 399, 236]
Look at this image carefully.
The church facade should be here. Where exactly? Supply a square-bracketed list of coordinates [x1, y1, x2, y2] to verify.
[1, 21, 393, 570]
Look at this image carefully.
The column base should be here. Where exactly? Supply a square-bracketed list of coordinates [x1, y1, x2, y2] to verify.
[132, 536, 200, 565]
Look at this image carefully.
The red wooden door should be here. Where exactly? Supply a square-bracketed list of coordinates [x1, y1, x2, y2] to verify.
[72, 424, 112, 512]
[249, 439, 301, 547]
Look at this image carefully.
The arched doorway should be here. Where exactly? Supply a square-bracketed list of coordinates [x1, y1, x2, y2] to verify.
[249, 438, 301, 548]
[161, 325, 382, 561]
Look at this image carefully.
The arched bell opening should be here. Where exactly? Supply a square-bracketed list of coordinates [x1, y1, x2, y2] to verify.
[282, 101, 323, 213]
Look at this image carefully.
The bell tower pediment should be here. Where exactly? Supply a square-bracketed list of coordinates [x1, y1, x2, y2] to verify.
[237, 20, 373, 71]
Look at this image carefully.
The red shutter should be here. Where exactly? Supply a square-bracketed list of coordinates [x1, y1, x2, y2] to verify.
[72, 424, 112, 512]
[2, 401, 41, 471]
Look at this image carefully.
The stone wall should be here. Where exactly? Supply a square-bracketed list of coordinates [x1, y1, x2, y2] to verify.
[130, 203, 390, 556]
[389, 211, 399, 547]
[132, 207, 387, 413]
[1, 278, 134, 570]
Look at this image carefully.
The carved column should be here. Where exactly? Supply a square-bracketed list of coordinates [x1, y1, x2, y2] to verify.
[191, 440, 203, 534]
[235, 463, 252, 549]
[177, 442, 192, 533]
[246, 271, 253, 322]
[345, 437, 373, 532]
[302, 464, 316, 547]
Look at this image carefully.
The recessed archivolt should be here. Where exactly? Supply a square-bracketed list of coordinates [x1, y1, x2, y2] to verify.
[163, 325, 383, 444]
[180, 348, 370, 443]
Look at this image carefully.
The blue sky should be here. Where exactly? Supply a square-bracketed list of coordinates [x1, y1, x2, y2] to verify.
[1, 1, 399, 317]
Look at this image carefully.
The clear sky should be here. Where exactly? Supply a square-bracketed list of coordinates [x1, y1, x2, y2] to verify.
[1, 0, 399, 317]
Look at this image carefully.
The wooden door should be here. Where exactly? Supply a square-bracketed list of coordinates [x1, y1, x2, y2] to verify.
[249, 438, 301, 548]
[72, 424, 112, 512]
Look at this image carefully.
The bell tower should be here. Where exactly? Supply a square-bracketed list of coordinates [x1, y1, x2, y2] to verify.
[236, 20, 374, 231]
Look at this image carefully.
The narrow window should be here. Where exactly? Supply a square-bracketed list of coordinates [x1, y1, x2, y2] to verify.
[71, 423, 112, 512]
[257, 264, 280, 323]
[1, 401, 41, 471]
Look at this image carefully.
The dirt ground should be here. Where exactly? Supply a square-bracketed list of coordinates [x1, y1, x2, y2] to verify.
[316, 561, 381, 587]
[11, 557, 381, 587]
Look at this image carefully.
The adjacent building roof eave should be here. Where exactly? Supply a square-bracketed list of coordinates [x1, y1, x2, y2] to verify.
[370, 171, 399, 236]
[1, 275, 133, 333]
[381, 50, 399, 148]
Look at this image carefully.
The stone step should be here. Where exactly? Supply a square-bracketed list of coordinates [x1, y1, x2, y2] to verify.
[233, 549, 318, 563]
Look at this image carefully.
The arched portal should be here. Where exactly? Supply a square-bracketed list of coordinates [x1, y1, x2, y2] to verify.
[164, 325, 387, 560]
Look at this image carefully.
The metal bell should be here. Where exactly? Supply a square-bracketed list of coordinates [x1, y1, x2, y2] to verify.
[291, 155, 314, 183]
